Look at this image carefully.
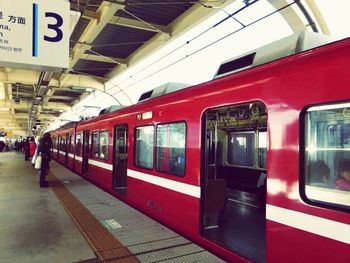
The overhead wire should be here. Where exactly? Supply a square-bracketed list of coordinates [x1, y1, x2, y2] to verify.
[110, 0, 300, 97]
[107, 0, 261, 91]
[106, 0, 226, 6]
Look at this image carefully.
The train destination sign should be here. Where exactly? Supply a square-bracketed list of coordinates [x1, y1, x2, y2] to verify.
[0, 0, 69, 71]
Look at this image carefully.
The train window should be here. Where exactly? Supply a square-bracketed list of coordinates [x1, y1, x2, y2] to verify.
[75, 133, 81, 155]
[228, 131, 255, 167]
[156, 122, 186, 176]
[135, 126, 154, 169]
[92, 132, 99, 158]
[303, 103, 350, 209]
[99, 131, 109, 160]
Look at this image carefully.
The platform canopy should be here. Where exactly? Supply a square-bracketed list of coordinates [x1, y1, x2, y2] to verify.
[0, 0, 348, 136]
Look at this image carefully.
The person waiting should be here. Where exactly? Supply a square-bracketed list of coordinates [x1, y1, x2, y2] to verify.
[336, 159, 350, 191]
[37, 133, 52, 188]
[308, 160, 332, 188]
[29, 137, 36, 160]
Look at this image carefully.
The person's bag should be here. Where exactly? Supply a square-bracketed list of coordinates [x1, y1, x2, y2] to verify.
[34, 155, 42, 169]
[31, 149, 38, 165]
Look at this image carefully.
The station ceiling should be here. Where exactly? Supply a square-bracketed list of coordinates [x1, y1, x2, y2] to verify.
[0, 0, 333, 137]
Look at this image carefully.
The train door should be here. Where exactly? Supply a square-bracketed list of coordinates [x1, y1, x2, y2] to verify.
[201, 102, 267, 263]
[112, 124, 128, 195]
[82, 130, 90, 175]
[65, 133, 69, 164]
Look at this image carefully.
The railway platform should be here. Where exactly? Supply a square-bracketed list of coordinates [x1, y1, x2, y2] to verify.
[0, 152, 224, 263]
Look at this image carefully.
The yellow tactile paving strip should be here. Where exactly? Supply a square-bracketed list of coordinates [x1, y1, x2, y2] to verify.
[48, 172, 139, 263]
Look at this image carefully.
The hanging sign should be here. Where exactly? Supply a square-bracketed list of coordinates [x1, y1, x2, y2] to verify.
[0, 0, 69, 71]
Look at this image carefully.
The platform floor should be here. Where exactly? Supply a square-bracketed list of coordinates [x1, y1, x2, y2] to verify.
[0, 152, 224, 263]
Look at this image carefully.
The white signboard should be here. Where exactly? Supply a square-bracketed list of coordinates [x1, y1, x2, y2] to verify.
[0, 0, 69, 71]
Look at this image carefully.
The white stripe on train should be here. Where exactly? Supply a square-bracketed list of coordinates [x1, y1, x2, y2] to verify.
[127, 169, 201, 198]
[88, 159, 113, 170]
[266, 204, 350, 244]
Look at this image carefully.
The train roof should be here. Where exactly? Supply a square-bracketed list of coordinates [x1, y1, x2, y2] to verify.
[72, 32, 346, 129]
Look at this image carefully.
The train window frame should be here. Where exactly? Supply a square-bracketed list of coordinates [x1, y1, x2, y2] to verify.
[92, 132, 100, 159]
[155, 121, 187, 177]
[99, 130, 109, 160]
[134, 125, 154, 170]
[300, 102, 350, 213]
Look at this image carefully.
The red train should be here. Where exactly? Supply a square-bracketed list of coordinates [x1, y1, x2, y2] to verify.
[51, 33, 350, 263]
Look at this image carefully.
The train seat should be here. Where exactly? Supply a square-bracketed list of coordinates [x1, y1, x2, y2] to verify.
[217, 166, 266, 194]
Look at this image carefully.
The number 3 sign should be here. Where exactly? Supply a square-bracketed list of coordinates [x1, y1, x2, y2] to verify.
[32, 3, 65, 57]
[0, 0, 69, 70]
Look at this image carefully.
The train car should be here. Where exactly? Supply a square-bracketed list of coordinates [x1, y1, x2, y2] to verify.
[51, 32, 350, 263]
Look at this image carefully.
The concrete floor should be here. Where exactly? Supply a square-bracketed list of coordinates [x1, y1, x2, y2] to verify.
[0, 152, 97, 263]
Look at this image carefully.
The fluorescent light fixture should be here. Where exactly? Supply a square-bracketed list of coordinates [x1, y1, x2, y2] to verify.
[34, 97, 42, 104]
[37, 86, 47, 96]
[42, 72, 53, 82]
[71, 86, 86, 92]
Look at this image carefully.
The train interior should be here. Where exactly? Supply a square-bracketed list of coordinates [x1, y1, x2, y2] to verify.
[201, 101, 267, 263]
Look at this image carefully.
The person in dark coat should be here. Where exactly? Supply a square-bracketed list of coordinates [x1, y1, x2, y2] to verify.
[19, 139, 24, 152]
[37, 132, 52, 187]
[0, 141, 5, 152]
[24, 137, 30, 160]
[14, 140, 19, 152]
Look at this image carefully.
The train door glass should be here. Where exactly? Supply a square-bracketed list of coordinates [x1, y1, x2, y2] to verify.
[65, 133, 69, 164]
[201, 102, 267, 263]
[113, 124, 128, 195]
[82, 130, 90, 175]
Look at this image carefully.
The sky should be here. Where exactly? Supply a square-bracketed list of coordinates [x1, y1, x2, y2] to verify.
[48, 0, 350, 131]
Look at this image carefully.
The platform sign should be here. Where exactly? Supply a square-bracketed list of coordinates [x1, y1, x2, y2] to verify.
[0, 0, 69, 71]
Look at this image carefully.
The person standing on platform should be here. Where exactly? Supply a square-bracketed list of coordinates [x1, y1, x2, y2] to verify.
[37, 132, 52, 188]
[29, 137, 36, 160]
[24, 138, 30, 160]
[0, 140, 5, 152]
